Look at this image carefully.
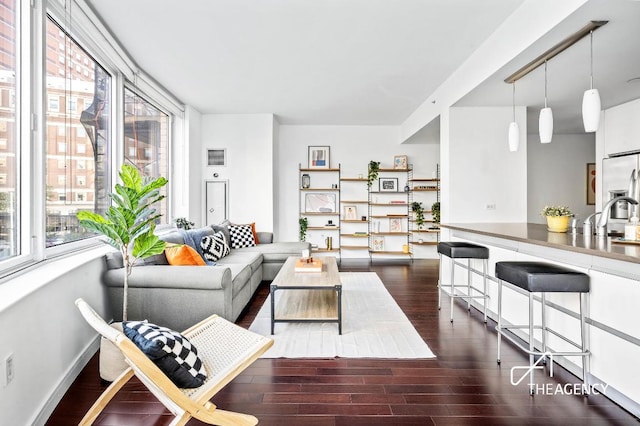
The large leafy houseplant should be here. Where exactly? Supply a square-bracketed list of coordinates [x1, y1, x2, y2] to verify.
[77, 164, 168, 321]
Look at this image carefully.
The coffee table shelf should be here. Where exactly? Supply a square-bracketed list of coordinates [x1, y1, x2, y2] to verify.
[270, 256, 342, 334]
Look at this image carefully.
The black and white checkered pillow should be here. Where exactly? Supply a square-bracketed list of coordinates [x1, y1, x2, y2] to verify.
[123, 320, 207, 388]
[200, 231, 230, 261]
[228, 224, 256, 248]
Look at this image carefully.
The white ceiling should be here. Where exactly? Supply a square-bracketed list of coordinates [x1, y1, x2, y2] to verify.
[86, 0, 523, 125]
[86, 0, 640, 133]
[455, 0, 640, 134]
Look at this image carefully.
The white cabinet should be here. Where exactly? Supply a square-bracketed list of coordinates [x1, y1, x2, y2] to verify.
[603, 98, 640, 156]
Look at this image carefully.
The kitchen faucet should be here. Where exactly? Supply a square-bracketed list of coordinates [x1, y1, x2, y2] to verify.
[596, 196, 639, 237]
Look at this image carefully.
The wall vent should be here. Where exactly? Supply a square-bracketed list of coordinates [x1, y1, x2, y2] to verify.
[207, 149, 226, 166]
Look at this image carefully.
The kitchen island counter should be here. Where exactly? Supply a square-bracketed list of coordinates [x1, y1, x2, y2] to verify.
[437, 222, 640, 417]
[440, 222, 640, 265]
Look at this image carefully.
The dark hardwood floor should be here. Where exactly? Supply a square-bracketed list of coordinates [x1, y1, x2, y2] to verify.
[47, 259, 639, 425]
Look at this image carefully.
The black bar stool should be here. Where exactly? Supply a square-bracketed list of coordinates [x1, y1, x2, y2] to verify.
[495, 261, 590, 394]
[437, 242, 489, 323]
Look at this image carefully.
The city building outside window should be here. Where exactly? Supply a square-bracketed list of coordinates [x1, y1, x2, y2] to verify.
[124, 87, 169, 222]
[0, 0, 19, 260]
[45, 17, 112, 248]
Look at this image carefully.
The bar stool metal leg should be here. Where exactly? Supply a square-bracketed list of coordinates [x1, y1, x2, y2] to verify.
[450, 257, 455, 322]
[482, 259, 488, 323]
[529, 292, 535, 394]
[541, 293, 547, 363]
[580, 293, 589, 390]
[438, 253, 442, 310]
[467, 259, 472, 311]
[497, 278, 503, 364]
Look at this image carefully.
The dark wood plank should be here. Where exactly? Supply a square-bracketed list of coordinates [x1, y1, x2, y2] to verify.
[45, 259, 639, 425]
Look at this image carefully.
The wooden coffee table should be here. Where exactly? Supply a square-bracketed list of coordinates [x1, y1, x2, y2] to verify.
[270, 256, 342, 334]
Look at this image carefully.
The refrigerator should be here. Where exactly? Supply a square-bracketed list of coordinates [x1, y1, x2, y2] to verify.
[602, 154, 640, 234]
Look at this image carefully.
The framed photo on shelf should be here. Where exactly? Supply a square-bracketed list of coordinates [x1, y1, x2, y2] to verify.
[379, 177, 398, 192]
[308, 146, 330, 169]
[586, 163, 596, 205]
[389, 217, 402, 233]
[343, 205, 358, 220]
[372, 236, 385, 251]
[305, 193, 336, 213]
[393, 155, 408, 169]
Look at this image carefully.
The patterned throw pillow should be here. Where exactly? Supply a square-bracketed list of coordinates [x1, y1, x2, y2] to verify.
[228, 224, 257, 249]
[123, 320, 207, 388]
[200, 231, 230, 261]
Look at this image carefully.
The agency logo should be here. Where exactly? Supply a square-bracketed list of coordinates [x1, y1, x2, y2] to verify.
[510, 351, 554, 386]
[510, 352, 608, 396]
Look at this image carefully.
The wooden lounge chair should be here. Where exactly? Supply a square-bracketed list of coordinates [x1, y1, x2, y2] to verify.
[75, 298, 274, 426]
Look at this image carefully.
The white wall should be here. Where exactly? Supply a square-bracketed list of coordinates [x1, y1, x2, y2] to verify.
[186, 106, 204, 226]
[446, 106, 528, 223]
[201, 114, 275, 231]
[278, 125, 440, 257]
[0, 249, 109, 426]
[527, 133, 595, 224]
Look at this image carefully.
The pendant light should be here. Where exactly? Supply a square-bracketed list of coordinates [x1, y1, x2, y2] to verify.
[508, 82, 519, 152]
[582, 30, 601, 132]
[539, 60, 553, 143]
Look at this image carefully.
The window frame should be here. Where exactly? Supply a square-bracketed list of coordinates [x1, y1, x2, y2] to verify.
[0, 0, 183, 278]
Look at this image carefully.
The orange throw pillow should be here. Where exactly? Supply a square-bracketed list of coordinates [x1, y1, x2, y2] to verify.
[251, 222, 260, 244]
[165, 245, 205, 266]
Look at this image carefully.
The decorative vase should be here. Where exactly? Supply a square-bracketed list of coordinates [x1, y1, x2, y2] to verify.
[546, 215, 571, 233]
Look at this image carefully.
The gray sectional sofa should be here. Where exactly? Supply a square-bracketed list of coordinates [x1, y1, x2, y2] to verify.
[103, 225, 310, 331]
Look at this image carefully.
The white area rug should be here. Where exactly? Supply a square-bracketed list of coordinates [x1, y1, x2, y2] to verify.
[249, 272, 435, 359]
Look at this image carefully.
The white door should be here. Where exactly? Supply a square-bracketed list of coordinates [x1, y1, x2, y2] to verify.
[205, 180, 228, 225]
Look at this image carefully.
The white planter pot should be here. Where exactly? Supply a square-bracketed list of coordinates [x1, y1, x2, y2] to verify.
[99, 322, 129, 382]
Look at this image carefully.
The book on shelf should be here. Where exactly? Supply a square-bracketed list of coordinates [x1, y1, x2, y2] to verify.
[295, 258, 323, 273]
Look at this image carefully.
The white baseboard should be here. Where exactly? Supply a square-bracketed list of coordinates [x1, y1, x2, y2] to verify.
[31, 336, 100, 426]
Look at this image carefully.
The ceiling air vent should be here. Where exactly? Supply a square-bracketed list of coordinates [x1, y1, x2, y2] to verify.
[207, 149, 226, 166]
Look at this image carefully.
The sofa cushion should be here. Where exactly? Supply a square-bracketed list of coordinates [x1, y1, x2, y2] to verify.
[165, 245, 206, 266]
[216, 251, 263, 273]
[123, 320, 207, 388]
[235, 242, 310, 263]
[228, 224, 257, 248]
[160, 231, 185, 245]
[201, 231, 230, 262]
[219, 263, 253, 297]
[210, 224, 231, 246]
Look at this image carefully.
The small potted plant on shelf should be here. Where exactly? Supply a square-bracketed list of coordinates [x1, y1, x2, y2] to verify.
[411, 201, 425, 230]
[175, 217, 195, 230]
[540, 205, 573, 233]
[299, 217, 308, 242]
[367, 161, 380, 188]
[431, 201, 440, 229]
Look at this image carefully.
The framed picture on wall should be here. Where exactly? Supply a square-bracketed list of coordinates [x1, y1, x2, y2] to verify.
[389, 217, 402, 233]
[379, 177, 398, 192]
[305, 193, 336, 213]
[587, 163, 596, 205]
[372, 237, 385, 251]
[343, 205, 358, 220]
[393, 155, 408, 170]
[308, 146, 330, 169]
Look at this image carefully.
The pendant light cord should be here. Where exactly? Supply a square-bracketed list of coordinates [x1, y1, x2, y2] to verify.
[589, 30, 594, 90]
[544, 60, 548, 108]
[512, 82, 516, 121]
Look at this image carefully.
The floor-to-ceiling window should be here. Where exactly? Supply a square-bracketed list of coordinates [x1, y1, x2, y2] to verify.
[0, 0, 178, 276]
[44, 17, 112, 247]
[0, 0, 18, 260]
[123, 86, 169, 221]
